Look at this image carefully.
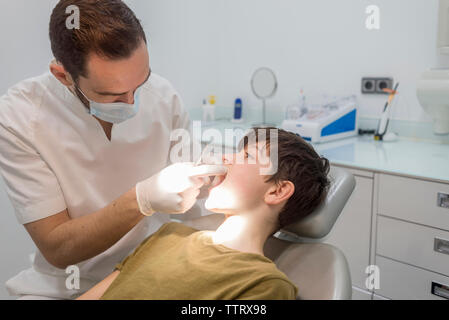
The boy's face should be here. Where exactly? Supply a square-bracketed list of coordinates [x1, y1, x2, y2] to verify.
[205, 143, 273, 214]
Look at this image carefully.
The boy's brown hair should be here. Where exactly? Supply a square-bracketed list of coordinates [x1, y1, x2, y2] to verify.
[49, 0, 146, 82]
[240, 127, 330, 230]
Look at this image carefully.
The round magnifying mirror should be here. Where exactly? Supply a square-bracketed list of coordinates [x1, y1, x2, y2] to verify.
[251, 67, 278, 126]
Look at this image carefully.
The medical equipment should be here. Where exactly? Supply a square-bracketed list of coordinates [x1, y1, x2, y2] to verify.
[281, 96, 358, 143]
[187, 166, 355, 299]
[251, 67, 278, 126]
[374, 83, 399, 141]
[285, 89, 308, 121]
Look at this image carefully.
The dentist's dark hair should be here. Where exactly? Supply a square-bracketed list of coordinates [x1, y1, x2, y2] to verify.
[49, 0, 147, 82]
[241, 128, 330, 231]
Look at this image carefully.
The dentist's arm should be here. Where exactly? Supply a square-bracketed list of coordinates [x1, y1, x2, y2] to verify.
[24, 163, 227, 269]
[24, 188, 144, 269]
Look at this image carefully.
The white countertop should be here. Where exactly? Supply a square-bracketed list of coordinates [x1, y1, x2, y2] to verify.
[313, 136, 449, 182]
[196, 120, 449, 183]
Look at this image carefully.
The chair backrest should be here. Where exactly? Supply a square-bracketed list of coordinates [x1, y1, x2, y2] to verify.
[264, 166, 356, 299]
[264, 237, 353, 299]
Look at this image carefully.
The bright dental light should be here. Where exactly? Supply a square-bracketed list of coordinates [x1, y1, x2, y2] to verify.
[211, 215, 247, 244]
[156, 163, 193, 193]
[205, 184, 237, 211]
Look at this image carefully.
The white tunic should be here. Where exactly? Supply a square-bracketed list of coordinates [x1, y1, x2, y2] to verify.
[0, 71, 192, 299]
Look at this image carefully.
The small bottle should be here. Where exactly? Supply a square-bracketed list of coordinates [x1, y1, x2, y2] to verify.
[202, 97, 215, 122]
[232, 98, 243, 122]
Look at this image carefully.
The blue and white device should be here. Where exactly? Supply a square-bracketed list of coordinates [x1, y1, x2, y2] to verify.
[281, 97, 358, 143]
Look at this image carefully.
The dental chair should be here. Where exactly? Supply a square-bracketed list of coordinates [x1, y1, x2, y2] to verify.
[185, 166, 356, 300]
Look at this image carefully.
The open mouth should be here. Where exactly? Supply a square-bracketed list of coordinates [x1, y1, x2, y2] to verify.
[210, 173, 227, 189]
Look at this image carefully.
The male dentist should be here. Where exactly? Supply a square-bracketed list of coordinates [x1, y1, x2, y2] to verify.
[0, 0, 225, 299]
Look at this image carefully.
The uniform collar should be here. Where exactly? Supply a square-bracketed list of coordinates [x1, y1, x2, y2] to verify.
[47, 72, 92, 119]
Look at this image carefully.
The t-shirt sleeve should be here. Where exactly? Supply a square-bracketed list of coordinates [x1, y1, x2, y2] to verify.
[237, 278, 298, 300]
[0, 108, 66, 224]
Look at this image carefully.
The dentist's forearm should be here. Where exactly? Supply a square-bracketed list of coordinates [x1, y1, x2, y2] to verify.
[45, 187, 144, 269]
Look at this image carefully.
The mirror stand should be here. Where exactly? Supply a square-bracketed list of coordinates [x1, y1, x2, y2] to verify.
[253, 98, 276, 127]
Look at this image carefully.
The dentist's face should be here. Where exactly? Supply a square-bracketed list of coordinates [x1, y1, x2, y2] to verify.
[76, 40, 151, 105]
[205, 143, 273, 214]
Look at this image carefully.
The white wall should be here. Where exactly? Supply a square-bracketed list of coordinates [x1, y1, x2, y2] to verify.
[0, 0, 57, 300]
[142, 0, 449, 123]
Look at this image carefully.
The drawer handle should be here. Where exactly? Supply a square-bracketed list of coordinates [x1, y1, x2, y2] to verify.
[431, 282, 449, 299]
[437, 192, 449, 209]
[434, 237, 449, 255]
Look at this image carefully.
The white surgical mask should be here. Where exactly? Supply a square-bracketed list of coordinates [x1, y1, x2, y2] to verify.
[76, 86, 141, 124]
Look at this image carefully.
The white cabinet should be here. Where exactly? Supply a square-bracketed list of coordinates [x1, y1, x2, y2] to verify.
[377, 174, 449, 230]
[325, 167, 449, 300]
[375, 255, 449, 300]
[373, 173, 449, 300]
[324, 165, 374, 297]
[377, 216, 449, 276]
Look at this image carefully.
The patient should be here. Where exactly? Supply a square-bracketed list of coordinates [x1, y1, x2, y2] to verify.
[77, 128, 330, 300]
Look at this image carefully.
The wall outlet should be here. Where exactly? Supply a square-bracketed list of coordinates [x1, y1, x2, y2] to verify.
[361, 77, 393, 94]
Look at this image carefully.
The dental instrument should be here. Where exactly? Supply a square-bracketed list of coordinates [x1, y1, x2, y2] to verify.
[374, 83, 399, 141]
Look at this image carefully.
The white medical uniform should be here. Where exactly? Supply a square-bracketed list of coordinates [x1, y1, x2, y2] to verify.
[0, 71, 193, 299]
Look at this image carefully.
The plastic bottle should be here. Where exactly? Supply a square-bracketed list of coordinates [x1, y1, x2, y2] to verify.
[232, 98, 243, 122]
[202, 96, 215, 122]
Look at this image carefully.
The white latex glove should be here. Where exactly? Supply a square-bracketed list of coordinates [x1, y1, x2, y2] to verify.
[136, 162, 228, 215]
[196, 154, 225, 199]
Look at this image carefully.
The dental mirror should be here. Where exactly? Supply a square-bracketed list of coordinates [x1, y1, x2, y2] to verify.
[251, 67, 278, 126]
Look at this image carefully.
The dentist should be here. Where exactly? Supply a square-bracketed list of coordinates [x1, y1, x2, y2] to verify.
[0, 0, 225, 299]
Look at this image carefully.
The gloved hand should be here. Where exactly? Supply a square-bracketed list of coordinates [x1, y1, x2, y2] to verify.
[136, 162, 228, 215]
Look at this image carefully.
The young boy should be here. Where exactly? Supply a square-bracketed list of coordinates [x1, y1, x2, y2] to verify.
[78, 128, 330, 300]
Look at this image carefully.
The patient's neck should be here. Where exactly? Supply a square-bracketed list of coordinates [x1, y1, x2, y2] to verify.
[211, 212, 276, 256]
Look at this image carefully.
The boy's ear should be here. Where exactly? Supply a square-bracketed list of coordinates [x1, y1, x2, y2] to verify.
[264, 180, 295, 205]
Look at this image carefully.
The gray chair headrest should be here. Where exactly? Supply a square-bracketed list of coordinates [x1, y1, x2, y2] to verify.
[281, 166, 356, 239]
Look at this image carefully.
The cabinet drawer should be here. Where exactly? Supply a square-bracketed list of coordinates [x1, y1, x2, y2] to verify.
[375, 256, 449, 300]
[378, 174, 449, 231]
[377, 216, 449, 276]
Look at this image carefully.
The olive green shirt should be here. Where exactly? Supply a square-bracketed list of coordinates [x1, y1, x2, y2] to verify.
[101, 222, 297, 300]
